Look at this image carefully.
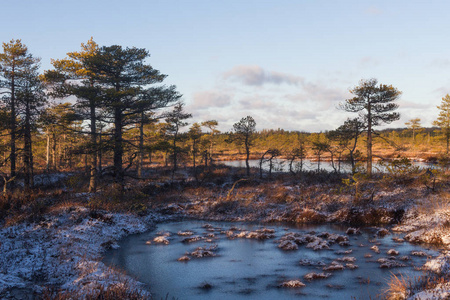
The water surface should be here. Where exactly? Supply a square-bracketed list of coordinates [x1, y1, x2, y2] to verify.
[104, 221, 439, 299]
[220, 159, 437, 173]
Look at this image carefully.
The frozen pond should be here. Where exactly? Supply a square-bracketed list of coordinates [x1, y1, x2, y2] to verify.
[104, 221, 440, 299]
[220, 159, 437, 173]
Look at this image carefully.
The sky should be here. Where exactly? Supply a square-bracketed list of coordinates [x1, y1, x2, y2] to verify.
[2, 0, 450, 132]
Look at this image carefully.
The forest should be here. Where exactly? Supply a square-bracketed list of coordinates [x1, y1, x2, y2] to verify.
[0, 39, 449, 192]
[1, 38, 450, 300]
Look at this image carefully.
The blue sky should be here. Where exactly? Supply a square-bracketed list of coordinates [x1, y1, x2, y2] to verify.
[2, 0, 450, 132]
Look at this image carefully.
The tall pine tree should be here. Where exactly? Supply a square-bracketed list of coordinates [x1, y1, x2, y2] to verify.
[0, 39, 38, 184]
[84, 45, 180, 188]
[43, 38, 101, 192]
[341, 79, 401, 176]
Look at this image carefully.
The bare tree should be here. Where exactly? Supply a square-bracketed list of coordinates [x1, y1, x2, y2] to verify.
[259, 148, 281, 179]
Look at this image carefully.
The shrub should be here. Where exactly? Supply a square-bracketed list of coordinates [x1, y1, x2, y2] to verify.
[378, 157, 420, 184]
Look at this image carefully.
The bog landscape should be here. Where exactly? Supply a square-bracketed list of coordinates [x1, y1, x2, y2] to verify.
[2, 2, 450, 300]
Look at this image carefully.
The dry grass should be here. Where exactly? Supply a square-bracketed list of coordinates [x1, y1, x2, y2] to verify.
[383, 273, 411, 300]
[0, 189, 61, 226]
[40, 283, 147, 300]
[261, 184, 296, 204]
[416, 191, 450, 216]
[397, 273, 450, 299]
[40, 263, 151, 300]
[294, 208, 327, 223]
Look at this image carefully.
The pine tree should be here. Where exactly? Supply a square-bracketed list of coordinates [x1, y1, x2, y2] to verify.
[333, 118, 365, 173]
[16, 57, 46, 189]
[0, 39, 37, 183]
[201, 120, 219, 166]
[433, 94, 450, 154]
[188, 122, 203, 179]
[164, 102, 192, 179]
[405, 118, 421, 143]
[231, 116, 256, 177]
[43, 38, 101, 192]
[340, 79, 401, 176]
[84, 45, 180, 187]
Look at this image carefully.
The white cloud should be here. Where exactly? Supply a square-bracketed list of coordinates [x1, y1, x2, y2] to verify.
[223, 65, 303, 86]
[190, 90, 232, 110]
[285, 83, 350, 110]
[365, 6, 382, 15]
[186, 67, 360, 132]
[238, 95, 274, 110]
[397, 99, 429, 110]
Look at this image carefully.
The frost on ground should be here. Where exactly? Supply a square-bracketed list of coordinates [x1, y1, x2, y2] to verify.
[1, 176, 449, 298]
[391, 195, 450, 299]
[0, 205, 166, 298]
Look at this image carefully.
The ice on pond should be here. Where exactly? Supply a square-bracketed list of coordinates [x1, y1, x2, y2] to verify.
[104, 221, 441, 300]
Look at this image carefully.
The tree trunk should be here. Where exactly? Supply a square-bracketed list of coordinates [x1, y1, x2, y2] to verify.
[46, 129, 50, 171]
[23, 100, 31, 190]
[367, 104, 373, 176]
[349, 134, 358, 174]
[330, 151, 336, 173]
[245, 136, 250, 177]
[57, 135, 61, 168]
[192, 139, 197, 180]
[68, 137, 73, 169]
[52, 132, 57, 170]
[88, 103, 97, 193]
[269, 158, 273, 178]
[29, 140, 34, 188]
[172, 129, 178, 180]
[63, 134, 66, 163]
[98, 126, 102, 174]
[317, 152, 321, 172]
[23, 101, 32, 189]
[84, 154, 88, 173]
[114, 107, 124, 185]
[289, 157, 294, 175]
[138, 112, 144, 178]
[10, 69, 16, 184]
[259, 154, 264, 179]
[209, 137, 214, 166]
